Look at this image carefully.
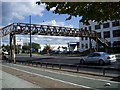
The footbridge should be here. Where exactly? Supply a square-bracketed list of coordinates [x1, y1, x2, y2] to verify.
[0, 23, 109, 63]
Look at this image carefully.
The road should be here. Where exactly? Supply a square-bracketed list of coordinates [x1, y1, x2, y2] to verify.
[16, 54, 120, 68]
[2, 61, 120, 89]
[13, 55, 120, 77]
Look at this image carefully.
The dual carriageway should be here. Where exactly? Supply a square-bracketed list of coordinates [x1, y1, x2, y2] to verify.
[1, 23, 119, 89]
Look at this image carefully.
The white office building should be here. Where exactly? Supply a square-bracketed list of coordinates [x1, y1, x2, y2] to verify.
[0, 38, 2, 49]
[79, 20, 120, 52]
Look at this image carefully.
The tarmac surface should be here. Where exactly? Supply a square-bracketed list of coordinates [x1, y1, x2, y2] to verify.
[2, 62, 120, 89]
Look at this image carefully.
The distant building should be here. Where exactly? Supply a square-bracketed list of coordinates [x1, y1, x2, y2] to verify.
[16, 39, 23, 49]
[0, 38, 2, 49]
[40, 44, 68, 51]
[79, 20, 120, 52]
[68, 42, 79, 52]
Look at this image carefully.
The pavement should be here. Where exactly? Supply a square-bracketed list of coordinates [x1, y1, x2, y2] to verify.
[0, 60, 41, 89]
[1, 70, 41, 89]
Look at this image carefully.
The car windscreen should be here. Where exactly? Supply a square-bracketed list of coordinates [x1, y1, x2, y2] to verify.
[102, 52, 109, 56]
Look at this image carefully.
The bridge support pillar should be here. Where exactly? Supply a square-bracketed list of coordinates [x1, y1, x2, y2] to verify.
[89, 38, 92, 53]
[10, 33, 13, 63]
[13, 34, 16, 64]
[9, 33, 16, 64]
[96, 38, 99, 52]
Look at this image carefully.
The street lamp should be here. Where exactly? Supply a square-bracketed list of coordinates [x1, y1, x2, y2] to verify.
[29, 15, 32, 57]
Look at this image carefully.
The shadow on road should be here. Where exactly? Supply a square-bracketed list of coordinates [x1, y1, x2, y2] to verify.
[111, 76, 120, 82]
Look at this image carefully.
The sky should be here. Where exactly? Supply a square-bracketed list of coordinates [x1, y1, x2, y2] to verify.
[1, 0, 81, 45]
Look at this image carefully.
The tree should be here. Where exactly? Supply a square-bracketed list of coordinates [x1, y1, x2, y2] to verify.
[2, 45, 14, 51]
[22, 45, 30, 53]
[36, 2, 120, 25]
[31, 43, 41, 53]
[42, 44, 52, 54]
[22, 43, 40, 53]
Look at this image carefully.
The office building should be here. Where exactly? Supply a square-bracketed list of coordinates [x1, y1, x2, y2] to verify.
[79, 20, 120, 52]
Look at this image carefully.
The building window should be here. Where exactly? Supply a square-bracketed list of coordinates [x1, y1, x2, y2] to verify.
[112, 21, 120, 27]
[81, 37, 84, 40]
[85, 37, 88, 40]
[97, 32, 101, 38]
[113, 41, 120, 47]
[86, 43, 88, 48]
[95, 25, 101, 30]
[108, 42, 111, 47]
[85, 27, 87, 30]
[104, 31, 110, 38]
[89, 26, 91, 30]
[113, 30, 120, 37]
[82, 44, 84, 49]
[103, 22, 110, 28]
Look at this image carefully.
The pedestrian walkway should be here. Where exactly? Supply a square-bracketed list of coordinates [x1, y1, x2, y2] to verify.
[1, 70, 41, 89]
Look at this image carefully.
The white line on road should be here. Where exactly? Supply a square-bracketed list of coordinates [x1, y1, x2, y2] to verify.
[10, 63, 120, 84]
[3, 64, 96, 89]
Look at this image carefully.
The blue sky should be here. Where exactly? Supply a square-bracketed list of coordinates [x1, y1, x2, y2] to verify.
[1, 0, 81, 45]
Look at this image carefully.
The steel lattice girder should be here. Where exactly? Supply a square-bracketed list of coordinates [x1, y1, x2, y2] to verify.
[0, 23, 109, 47]
[1, 23, 97, 37]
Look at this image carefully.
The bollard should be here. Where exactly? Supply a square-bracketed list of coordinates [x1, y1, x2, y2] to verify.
[59, 64, 61, 70]
[46, 63, 47, 68]
[103, 68, 105, 76]
[27, 60, 29, 65]
[77, 65, 79, 72]
[52, 64, 54, 69]
[36, 62, 38, 67]
[32, 62, 33, 66]
[41, 62, 42, 67]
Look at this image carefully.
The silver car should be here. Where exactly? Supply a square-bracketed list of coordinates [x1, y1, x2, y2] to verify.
[80, 52, 116, 65]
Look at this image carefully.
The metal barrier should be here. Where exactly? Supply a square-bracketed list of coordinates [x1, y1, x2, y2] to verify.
[14, 60, 120, 77]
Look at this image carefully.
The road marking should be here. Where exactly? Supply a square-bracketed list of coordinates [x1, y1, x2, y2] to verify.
[3, 64, 96, 89]
[10, 63, 120, 84]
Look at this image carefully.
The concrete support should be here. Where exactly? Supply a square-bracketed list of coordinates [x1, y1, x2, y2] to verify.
[13, 34, 16, 64]
[89, 38, 92, 53]
[9, 33, 16, 63]
[10, 33, 13, 63]
[96, 38, 99, 52]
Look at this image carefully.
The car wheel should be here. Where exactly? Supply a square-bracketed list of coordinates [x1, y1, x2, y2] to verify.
[80, 59, 85, 65]
[99, 60, 105, 66]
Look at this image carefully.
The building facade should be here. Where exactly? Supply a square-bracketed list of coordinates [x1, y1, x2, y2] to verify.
[79, 20, 120, 52]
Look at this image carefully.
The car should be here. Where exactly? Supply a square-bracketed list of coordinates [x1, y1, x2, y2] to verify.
[2, 50, 9, 60]
[80, 52, 116, 65]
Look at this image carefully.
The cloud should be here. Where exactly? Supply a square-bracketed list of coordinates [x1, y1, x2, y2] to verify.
[40, 20, 74, 28]
[15, 35, 79, 45]
[50, 7, 56, 11]
[2, 1, 46, 25]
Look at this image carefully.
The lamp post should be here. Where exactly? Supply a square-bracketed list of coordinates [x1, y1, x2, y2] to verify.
[29, 15, 32, 57]
[79, 20, 81, 52]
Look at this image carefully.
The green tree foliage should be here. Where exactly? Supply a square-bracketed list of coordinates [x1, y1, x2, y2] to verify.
[31, 43, 40, 52]
[42, 44, 52, 54]
[2, 45, 14, 51]
[22, 45, 30, 53]
[22, 43, 40, 53]
[36, 2, 120, 25]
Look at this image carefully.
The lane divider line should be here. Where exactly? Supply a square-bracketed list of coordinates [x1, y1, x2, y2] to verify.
[3, 64, 96, 89]
[7, 63, 120, 84]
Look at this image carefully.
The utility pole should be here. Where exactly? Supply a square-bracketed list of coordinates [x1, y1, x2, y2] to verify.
[29, 15, 32, 57]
